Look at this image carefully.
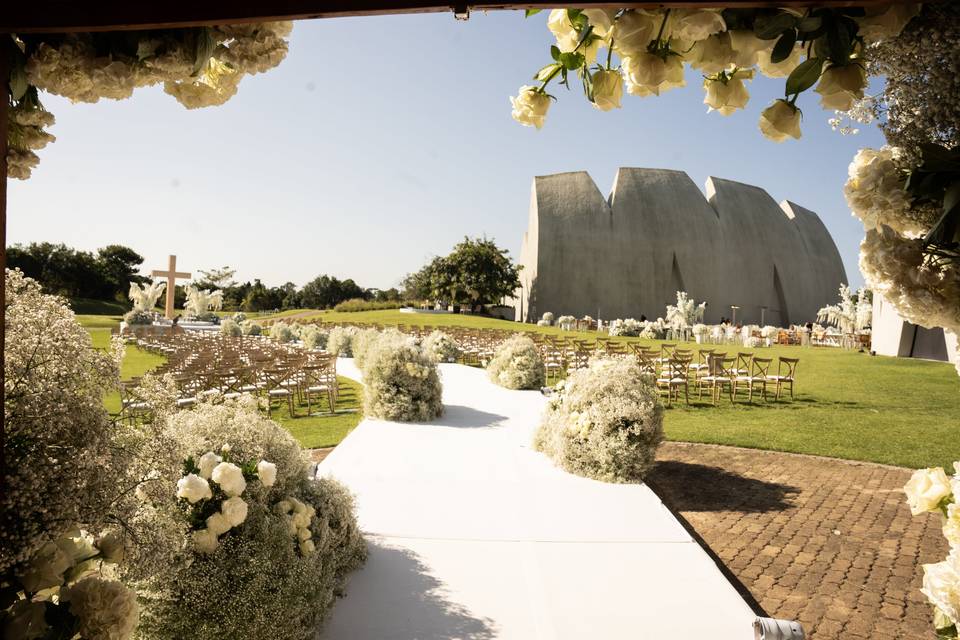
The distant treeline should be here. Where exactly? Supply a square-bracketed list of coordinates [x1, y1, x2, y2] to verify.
[6, 242, 401, 312]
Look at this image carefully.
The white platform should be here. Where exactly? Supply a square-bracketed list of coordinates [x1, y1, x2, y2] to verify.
[319, 361, 757, 639]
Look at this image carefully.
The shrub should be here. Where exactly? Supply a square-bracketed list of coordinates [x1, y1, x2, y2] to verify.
[269, 321, 296, 343]
[124, 309, 154, 325]
[128, 396, 366, 640]
[241, 321, 262, 336]
[300, 324, 328, 350]
[327, 326, 359, 356]
[557, 315, 576, 331]
[1, 270, 125, 574]
[332, 299, 402, 313]
[220, 318, 242, 337]
[232, 312, 247, 324]
[351, 328, 383, 369]
[608, 318, 642, 337]
[422, 330, 461, 363]
[362, 341, 443, 421]
[486, 334, 545, 390]
[540, 311, 554, 325]
[533, 358, 664, 483]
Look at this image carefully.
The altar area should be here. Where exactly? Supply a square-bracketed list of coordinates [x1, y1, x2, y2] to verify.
[318, 361, 759, 639]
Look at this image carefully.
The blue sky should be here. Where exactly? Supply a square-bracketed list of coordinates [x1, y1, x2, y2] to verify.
[9, 11, 882, 289]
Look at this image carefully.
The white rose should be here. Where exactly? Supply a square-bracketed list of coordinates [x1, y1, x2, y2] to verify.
[688, 32, 735, 74]
[211, 462, 247, 497]
[206, 512, 232, 536]
[610, 10, 659, 57]
[844, 147, 915, 234]
[944, 504, 960, 548]
[18, 540, 72, 593]
[510, 86, 551, 130]
[176, 473, 213, 503]
[197, 451, 222, 479]
[922, 551, 960, 627]
[274, 499, 293, 515]
[3, 599, 49, 640]
[856, 4, 920, 43]
[671, 9, 725, 43]
[192, 528, 219, 554]
[703, 70, 752, 115]
[57, 531, 99, 564]
[815, 63, 867, 111]
[905, 467, 953, 515]
[756, 45, 804, 78]
[61, 577, 139, 640]
[221, 496, 249, 528]
[256, 460, 278, 487]
[591, 69, 623, 111]
[548, 9, 600, 63]
[95, 530, 125, 564]
[759, 100, 802, 142]
[582, 8, 618, 39]
[624, 53, 685, 96]
[728, 30, 769, 68]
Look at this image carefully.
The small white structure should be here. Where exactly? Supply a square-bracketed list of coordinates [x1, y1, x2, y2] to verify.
[871, 293, 959, 364]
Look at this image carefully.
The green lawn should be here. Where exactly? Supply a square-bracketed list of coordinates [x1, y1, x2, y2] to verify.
[80, 310, 960, 468]
[85, 324, 362, 449]
[291, 309, 960, 469]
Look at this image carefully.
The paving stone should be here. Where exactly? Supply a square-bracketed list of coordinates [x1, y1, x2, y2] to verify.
[647, 442, 947, 640]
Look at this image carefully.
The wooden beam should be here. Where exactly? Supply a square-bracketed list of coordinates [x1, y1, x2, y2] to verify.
[2, 0, 911, 34]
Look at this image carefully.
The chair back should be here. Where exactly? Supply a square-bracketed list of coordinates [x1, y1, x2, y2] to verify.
[751, 357, 772, 379]
[778, 357, 799, 379]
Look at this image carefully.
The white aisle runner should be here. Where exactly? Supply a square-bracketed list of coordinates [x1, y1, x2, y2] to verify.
[318, 361, 757, 640]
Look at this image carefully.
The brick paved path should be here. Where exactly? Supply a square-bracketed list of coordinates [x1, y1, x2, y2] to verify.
[647, 442, 948, 640]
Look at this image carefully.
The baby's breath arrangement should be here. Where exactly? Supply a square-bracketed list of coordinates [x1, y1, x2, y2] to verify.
[422, 330, 462, 363]
[486, 334, 545, 390]
[268, 320, 297, 343]
[300, 324, 328, 350]
[240, 320, 262, 336]
[327, 325, 359, 357]
[362, 340, 443, 422]
[534, 358, 664, 483]
[219, 317, 242, 336]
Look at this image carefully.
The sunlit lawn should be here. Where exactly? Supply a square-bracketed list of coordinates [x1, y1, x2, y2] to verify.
[86, 324, 363, 449]
[294, 309, 960, 469]
[81, 310, 960, 467]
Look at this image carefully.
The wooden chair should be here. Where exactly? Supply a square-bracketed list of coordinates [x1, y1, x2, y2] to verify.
[766, 357, 799, 400]
[734, 357, 771, 403]
[698, 355, 735, 405]
[657, 356, 691, 405]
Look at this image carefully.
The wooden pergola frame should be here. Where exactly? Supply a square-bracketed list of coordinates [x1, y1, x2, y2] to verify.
[0, 0, 915, 497]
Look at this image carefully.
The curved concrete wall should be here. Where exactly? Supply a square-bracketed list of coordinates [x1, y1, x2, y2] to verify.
[516, 168, 847, 325]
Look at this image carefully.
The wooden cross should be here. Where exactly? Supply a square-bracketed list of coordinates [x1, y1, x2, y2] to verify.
[151, 255, 191, 320]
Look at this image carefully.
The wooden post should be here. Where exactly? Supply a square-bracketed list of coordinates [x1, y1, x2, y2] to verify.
[1, 44, 10, 502]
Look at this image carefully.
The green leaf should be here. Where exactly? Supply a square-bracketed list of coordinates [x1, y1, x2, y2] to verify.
[558, 51, 585, 71]
[8, 46, 28, 101]
[771, 30, 797, 63]
[785, 57, 823, 96]
[826, 19, 852, 61]
[192, 27, 216, 76]
[550, 45, 560, 61]
[524, 9, 542, 18]
[754, 12, 797, 40]
[797, 16, 823, 33]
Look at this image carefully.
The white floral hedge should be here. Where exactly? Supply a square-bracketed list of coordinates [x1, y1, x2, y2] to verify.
[300, 324, 328, 350]
[534, 358, 664, 483]
[124, 309, 154, 326]
[362, 341, 443, 422]
[327, 326, 359, 357]
[127, 395, 366, 640]
[269, 321, 297, 344]
[220, 318, 242, 336]
[486, 334, 545, 390]
[240, 320, 262, 336]
[422, 330, 462, 363]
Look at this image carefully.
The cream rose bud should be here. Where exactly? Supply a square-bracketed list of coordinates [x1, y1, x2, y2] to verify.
[671, 9, 726, 43]
[206, 512, 232, 536]
[192, 528, 219, 554]
[704, 73, 751, 116]
[176, 473, 213, 503]
[905, 467, 953, 515]
[211, 461, 247, 497]
[197, 451, 221, 479]
[256, 460, 278, 487]
[591, 69, 623, 111]
[624, 53, 666, 90]
[581, 8, 617, 39]
[610, 9, 659, 57]
[688, 32, 735, 75]
[759, 100, 802, 142]
[815, 63, 867, 111]
[510, 86, 551, 130]
[728, 30, 768, 68]
[221, 496, 249, 528]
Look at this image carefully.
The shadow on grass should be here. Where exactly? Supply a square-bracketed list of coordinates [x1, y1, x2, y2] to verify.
[646, 460, 799, 513]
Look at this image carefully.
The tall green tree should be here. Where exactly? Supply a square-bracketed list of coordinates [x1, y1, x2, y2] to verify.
[415, 237, 521, 312]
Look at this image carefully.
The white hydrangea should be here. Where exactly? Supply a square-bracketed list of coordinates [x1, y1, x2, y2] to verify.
[211, 462, 247, 497]
[197, 451, 222, 479]
[176, 473, 213, 503]
[257, 460, 277, 487]
[61, 577, 139, 640]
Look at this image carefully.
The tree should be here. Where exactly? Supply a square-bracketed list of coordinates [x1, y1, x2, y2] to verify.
[96, 245, 146, 300]
[195, 266, 237, 290]
[413, 237, 521, 312]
